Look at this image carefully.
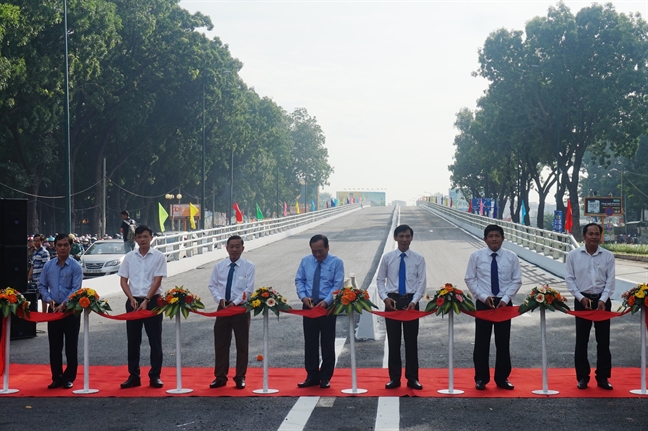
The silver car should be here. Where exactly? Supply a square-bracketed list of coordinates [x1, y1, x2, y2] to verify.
[81, 239, 129, 276]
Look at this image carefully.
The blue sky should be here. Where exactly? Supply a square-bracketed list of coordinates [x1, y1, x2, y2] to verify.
[180, 1, 647, 204]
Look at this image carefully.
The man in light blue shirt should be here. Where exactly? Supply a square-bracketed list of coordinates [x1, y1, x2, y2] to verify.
[295, 234, 344, 389]
[37, 233, 83, 389]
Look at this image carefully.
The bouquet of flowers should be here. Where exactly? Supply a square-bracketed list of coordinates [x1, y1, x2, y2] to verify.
[0, 287, 31, 318]
[153, 286, 205, 319]
[329, 286, 377, 315]
[245, 287, 291, 317]
[66, 287, 112, 315]
[518, 285, 569, 313]
[618, 283, 648, 314]
[424, 283, 475, 316]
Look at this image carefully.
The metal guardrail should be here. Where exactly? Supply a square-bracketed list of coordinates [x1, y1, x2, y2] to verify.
[418, 201, 577, 262]
[150, 204, 361, 260]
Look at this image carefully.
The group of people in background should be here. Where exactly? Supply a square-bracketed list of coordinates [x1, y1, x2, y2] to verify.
[32, 217, 616, 392]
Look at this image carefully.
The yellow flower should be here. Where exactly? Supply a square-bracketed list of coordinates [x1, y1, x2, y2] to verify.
[640, 284, 648, 291]
[169, 297, 179, 304]
[636, 290, 645, 299]
[87, 288, 96, 297]
[439, 289, 448, 296]
[251, 299, 261, 308]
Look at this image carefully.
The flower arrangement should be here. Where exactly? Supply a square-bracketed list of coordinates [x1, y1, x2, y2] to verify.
[424, 283, 475, 316]
[245, 287, 291, 317]
[0, 287, 31, 318]
[518, 285, 569, 313]
[329, 286, 377, 315]
[618, 283, 648, 314]
[153, 286, 205, 318]
[66, 287, 112, 315]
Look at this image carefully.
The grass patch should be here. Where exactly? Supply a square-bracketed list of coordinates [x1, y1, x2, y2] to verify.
[601, 243, 648, 255]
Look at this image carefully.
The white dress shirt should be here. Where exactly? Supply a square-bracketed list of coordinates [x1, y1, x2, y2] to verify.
[376, 248, 427, 303]
[565, 245, 615, 302]
[117, 248, 167, 297]
[464, 247, 522, 304]
[208, 257, 255, 306]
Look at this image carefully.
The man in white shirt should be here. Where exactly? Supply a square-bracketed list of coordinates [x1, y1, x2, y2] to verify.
[118, 225, 167, 389]
[565, 223, 615, 390]
[208, 235, 255, 390]
[377, 224, 427, 390]
[465, 224, 522, 391]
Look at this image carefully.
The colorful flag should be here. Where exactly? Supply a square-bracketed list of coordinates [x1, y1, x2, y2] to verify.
[565, 200, 573, 233]
[493, 200, 498, 219]
[479, 199, 484, 215]
[158, 203, 168, 233]
[295, 199, 300, 214]
[189, 203, 199, 229]
[256, 203, 264, 220]
[283, 201, 288, 217]
[331, 198, 335, 208]
[521, 200, 527, 225]
[326, 201, 329, 208]
[311, 200, 315, 211]
[233, 202, 243, 223]
[468, 199, 472, 213]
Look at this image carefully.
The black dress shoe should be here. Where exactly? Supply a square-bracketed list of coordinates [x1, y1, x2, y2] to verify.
[475, 380, 486, 390]
[320, 380, 330, 389]
[235, 379, 246, 389]
[297, 378, 320, 388]
[385, 380, 401, 389]
[496, 380, 514, 390]
[63, 381, 73, 389]
[597, 379, 613, 390]
[407, 380, 423, 390]
[48, 380, 63, 389]
[150, 378, 164, 388]
[577, 378, 589, 389]
[120, 377, 141, 389]
[210, 379, 227, 389]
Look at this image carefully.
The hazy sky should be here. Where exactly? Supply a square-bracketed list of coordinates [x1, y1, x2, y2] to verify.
[180, 0, 647, 204]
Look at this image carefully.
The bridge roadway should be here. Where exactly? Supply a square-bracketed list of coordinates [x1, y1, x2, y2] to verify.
[4, 206, 648, 431]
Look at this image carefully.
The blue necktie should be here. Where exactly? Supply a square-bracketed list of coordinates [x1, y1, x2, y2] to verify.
[225, 262, 236, 301]
[398, 253, 406, 295]
[312, 261, 322, 301]
[491, 253, 500, 296]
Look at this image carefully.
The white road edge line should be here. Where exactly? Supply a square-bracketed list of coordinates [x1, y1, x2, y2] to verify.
[375, 396, 400, 431]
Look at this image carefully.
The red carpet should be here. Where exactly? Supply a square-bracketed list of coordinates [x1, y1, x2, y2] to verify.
[2, 365, 648, 397]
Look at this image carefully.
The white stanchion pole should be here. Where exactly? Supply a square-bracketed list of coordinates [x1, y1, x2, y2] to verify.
[0, 317, 18, 394]
[342, 313, 367, 394]
[631, 306, 647, 395]
[73, 309, 98, 394]
[532, 308, 558, 395]
[253, 309, 278, 394]
[167, 313, 192, 394]
[439, 311, 463, 394]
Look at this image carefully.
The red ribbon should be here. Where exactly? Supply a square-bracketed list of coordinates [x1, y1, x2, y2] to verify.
[371, 310, 433, 321]
[98, 310, 159, 321]
[284, 307, 329, 318]
[191, 306, 248, 317]
[463, 307, 523, 323]
[16, 310, 72, 322]
[565, 310, 630, 322]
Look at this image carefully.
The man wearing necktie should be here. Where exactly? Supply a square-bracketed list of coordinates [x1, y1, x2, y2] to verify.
[208, 235, 255, 389]
[465, 224, 522, 391]
[376, 224, 427, 390]
[295, 234, 345, 389]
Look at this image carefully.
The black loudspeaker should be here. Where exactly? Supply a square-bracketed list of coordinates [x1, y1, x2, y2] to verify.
[1, 246, 27, 293]
[1, 198, 27, 247]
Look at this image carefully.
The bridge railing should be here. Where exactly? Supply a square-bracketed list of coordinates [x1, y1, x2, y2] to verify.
[151, 204, 361, 260]
[417, 201, 577, 262]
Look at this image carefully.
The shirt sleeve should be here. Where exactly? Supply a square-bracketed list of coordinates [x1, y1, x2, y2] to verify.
[376, 254, 388, 301]
[412, 255, 427, 304]
[564, 251, 583, 302]
[37, 263, 51, 303]
[117, 253, 130, 279]
[464, 252, 485, 302]
[208, 263, 222, 304]
[67, 262, 84, 303]
[153, 253, 167, 277]
[500, 253, 522, 304]
[324, 258, 345, 306]
[295, 258, 307, 300]
[600, 253, 616, 302]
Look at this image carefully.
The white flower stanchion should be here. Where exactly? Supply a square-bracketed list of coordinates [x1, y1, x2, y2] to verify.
[342, 314, 367, 394]
[253, 309, 278, 394]
[531, 308, 559, 395]
[630, 306, 648, 395]
[438, 311, 463, 395]
[167, 313, 192, 394]
[0, 317, 18, 394]
[73, 309, 98, 394]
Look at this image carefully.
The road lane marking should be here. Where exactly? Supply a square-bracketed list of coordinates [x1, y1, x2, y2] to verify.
[278, 396, 320, 431]
[375, 396, 399, 430]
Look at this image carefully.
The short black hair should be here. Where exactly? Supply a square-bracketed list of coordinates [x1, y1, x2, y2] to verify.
[134, 225, 153, 236]
[121, 210, 130, 217]
[394, 224, 414, 237]
[484, 224, 504, 238]
[54, 233, 72, 246]
[227, 235, 244, 246]
[310, 234, 329, 248]
[582, 223, 603, 235]
[33, 234, 44, 241]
